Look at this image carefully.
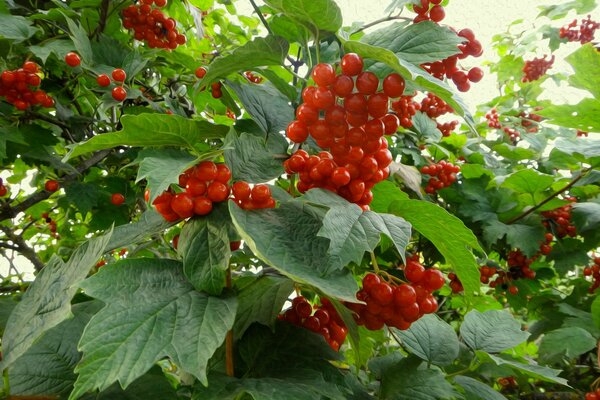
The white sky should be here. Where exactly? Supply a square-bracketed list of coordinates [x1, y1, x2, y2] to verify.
[2, 0, 599, 277]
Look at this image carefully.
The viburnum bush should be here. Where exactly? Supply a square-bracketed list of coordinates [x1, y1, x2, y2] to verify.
[0, 0, 599, 399]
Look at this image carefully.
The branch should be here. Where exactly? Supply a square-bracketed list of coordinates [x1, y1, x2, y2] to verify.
[93, 0, 110, 38]
[249, 0, 272, 34]
[0, 225, 45, 272]
[0, 149, 112, 223]
[506, 169, 589, 225]
[352, 15, 411, 34]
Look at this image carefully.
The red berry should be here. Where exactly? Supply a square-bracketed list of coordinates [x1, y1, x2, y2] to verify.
[195, 66, 207, 78]
[230, 241, 241, 251]
[232, 181, 251, 201]
[194, 161, 218, 181]
[467, 67, 484, 83]
[207, 181, 230, 202]
[393, 284, 417, 307]
[421, 269, 445, 291]
[215, 164, 232, 184]
[193, 196, 213, 215]
[370, 282, 393, 305]
[429, 5, 445, 22]
[405, 261, 425, 283]
[111, 193, 125, 206]
[362, 273, 381, 292]
[287, 120, 309, 143]
[383, 73, 405, 98]
[341, 53, 364, 76]
[312, 63, 336, 87]
[45, 180, 59, 192]
[112, 68, 126, 82]
[112, 86, 127, 102]
[251, 184, 271, 204]
[65, 52, 81, 67]
[97, 74, 111, 87]
[508, 286, 519, 295]
[356, 72, 379, 95]
[171, 193, 194, 219]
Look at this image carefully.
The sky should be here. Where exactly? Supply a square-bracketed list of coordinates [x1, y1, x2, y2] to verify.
[2, 0, 599, 277]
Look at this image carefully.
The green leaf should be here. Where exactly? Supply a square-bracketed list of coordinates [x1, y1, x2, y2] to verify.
[29, 39, 75, 63]
[227, 81, 294, 136]
[70, 259, 237, 399]
[85, 367, 179, 400]
[535, 98, 600, 133]
[65, 17, 94, 63]
[492, 143, 537, 161]
[0, 14, 38, 41]
[233, 275, 294, 340]
[461, 310, 529, 353]
[134, 148, 197, 203]
[362, 21, 463, 65]
[554, 137, 600, 159]
[572, 202, 600, 232]
[593, 296, 600, 329]
[453, 376, 508, 400]
[388, 200, 481, 301]
[264, 0, 342, 33]
[65, 114, 229, 160]
[537, 0, 596, 19]
[201, 36, 289, 85]
[566, 44, 600, 98]
[224, 131, 285, 183]
[412, 112, 442, 142]
[370, 180, 410, 213]
[482, 220, 545, 257]
[229, 201, 359, 302]
[0, 230, 112, 370]
[317, 202, 411, 266]
[500, 169, 555, 195]
[482, 353, 569, 386]
[178, 204, 232, 295]
[380, 357, 462, 400]
[9, 301, 102, 397]
[64, 182, 100, 216]
[538, 327, 597, 362]
[395, 314, 459, 366]
[0, 297, 16, 335]
[339, 34, 475, 131]
[106, 209, 173, 252]
[270, 14, 310, 44]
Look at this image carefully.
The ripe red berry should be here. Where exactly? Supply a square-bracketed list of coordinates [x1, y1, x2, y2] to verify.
[405, 261, 425, 283]
[45, 180, 59, 192]
[232, 181, 251, 201]
[251, 184, 271, 204]
[467, 67, 484, 83]
[65, 52, 81, 67]
[112, 86, 127, 102]
[215, 164, 232, 183]
[230, 241, 241, 251]
[22, 61, 39, 73]
[286, 120, 309, 143]
[362, 273, 381, 292]
[112, 68, 126, 82]
[356, 72, 379, 95]
[207, 181, 230, 202]
[195, 66, 207, 79]
[171, 193, 194, 219]
[341, 53, 363, 76]
[370, 282, 393, 305]
[429, 5, 445, 22]
[97, 74, 111, 87]
[194, 161, 218, 181]
[193, 196, 213, 215]
[111, 193, 125, 206]
[383, 73, 406, 98]
[421, 268, 445, 291]
[311, 63, 336, 87]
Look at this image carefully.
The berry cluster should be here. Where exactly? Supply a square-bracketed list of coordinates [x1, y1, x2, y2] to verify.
[150, 161, 232, 221]
[284, 54, 398, 210]
[0, 178, 7, 198]
[541, 201, 577, 238]
[0, 61, 54, 111]
[519, 109, 543, 133]
[560, 16, 599, 44]
[279, 297, 348, 351]
[485, 108, 501, 129]
[412, 0, 446, 23]
[420, 93, 453, 118]
[436, 120, 459, 137]
[231, 181, 276, 210]
[420, 161, 460, 194]
[95, 68, 128, 102]
[121, 0, 186, 50]
[40, 212, 59, 239]
[194, 66, 223, 98]
[583, 256, 600, 293]
[345, 256, 444, 331]
[244, 71, 263, 83]
[391, 95, 420, 128]
[522, 55, 555, 82]
[585, 388, 600, 400]
[421, 28, 483, 92]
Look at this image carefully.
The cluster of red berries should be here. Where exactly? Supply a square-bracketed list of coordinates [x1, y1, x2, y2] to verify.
[541, 201, 577, 238]
[485, 108, 501, 129]
[519, 109, 543, 133]
[421, 28, 483, 92]
[583, 256, 600, 293]
[121, 0, 186, 50]
[95, 68, 128, 102]
[244, 71, 262, 83]
[585, 388, 600, 400]
[40, 212, 59, 239]
[560, 16, 599, 44]
[420, 161, 460, 194]
[412, 0, 445, 23]
[150, 161, 232, 221]
[0, 61, 54, 111]
[284, 54, 398, 210]
[498, 376, 518, 388]
[420, 93, 453, 118]
[230, 181, 276, 210]
[279, 297, 348, 351]
[194, 66, 223, 98]
[522, 55, 555, 82]
[0, 178, 7, 197]
[436, 120, 459, 137]
[344, 256, 444, 331]
[391, 95, 420, 128]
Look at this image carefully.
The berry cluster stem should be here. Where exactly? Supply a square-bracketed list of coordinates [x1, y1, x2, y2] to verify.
[370, 251, 380, 274]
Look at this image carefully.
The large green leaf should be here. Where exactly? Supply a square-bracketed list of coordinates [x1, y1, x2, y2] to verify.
[233, 275, 294, 340]
[395, 314, 459, 366]
[201, 36, 289, 85]
[65, 17, 93, 63]
[29, 39, 75, 63]
[554, 137, 600, 159]
[481, 353, 569, 386]
[229, 201, 359, 302]
[537, 0, 597, 20]
[566, 44, 600, 99]
[370, 180, 410, 213]
[500, 169, 555, 196]
[482, 220, 545, 258]
[70, 259, 237, 399]
[535, 98, 600, 133]
[82, 367, 179, 400]
[106, 209, 173, 252]
[9, 301, 102, 397]
[592, 296, 600, 330]
[453, 376, 508, 400]
[460, 310, 529, 353]
[134, 148, 197, 203]
[224, 131, 286, 183]
[339, 35, 474, 131]
[0, 297, 16, 335]
[264, 0, 342, 33]
[362, 21, 462, 65]
[227, 81, 294, 136]
[388, 199, 481, 301]
[572, 202, 600, 232]
[380, 357, 462, 400]
[269, 14, 310, 44]
[0, 14, 38, 41]
[0, 230, 112, 371]
[178, 204, 232, 295]
[538, 327, 597, 363]
[317, 203, 411, 266]
[65, 114, 229, 160]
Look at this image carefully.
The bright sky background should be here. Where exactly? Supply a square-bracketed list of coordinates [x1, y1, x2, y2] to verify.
[2, 0, 599, 277]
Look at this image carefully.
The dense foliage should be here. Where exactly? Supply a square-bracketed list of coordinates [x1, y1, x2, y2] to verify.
[0, 0, 599, 399]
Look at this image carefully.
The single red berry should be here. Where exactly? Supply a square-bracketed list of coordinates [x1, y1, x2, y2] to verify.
[194, 161, 218, 181]
[215, 164, 232, 184]
[312, 63, 336, 87]
[65, 52, 81, 67]
[207, 181, 230, 202]
[429, 5, 445, 22]
[421, 268, 445, 291]
[356, 72, 379, 95]
[171, 193, 194, 219]
[45, 180, 59, 192]
[230, 241, 241, 251]
[393, 284, 417, 307]
[404, 261, 425, 283]
[303, 315, 321, 332]
[195, 66, 207, 79]
[193, 196, 213, 215]
[467, 67, 484, 83]
[232, 181, 251, 201]
[111, 193, 125, 206]
[112, 86, 127, 102]
[341, 53, 363, 76]
[383, 73, 406, 98]
[112, 68, 126, 82]
[370, 282, 393, 306]
[362, 273, 381, 292]
[97, 74, 111, 87]
[251, 184, 271, 204]
[508, 286, 519, 295]
[22, 61, 39, 73]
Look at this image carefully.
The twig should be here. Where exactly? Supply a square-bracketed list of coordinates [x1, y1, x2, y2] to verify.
[93, 0, 110, 38]
[352, 15, 411, 34]
[0, 149, 112, 223]
[249, 0, 272, 34]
